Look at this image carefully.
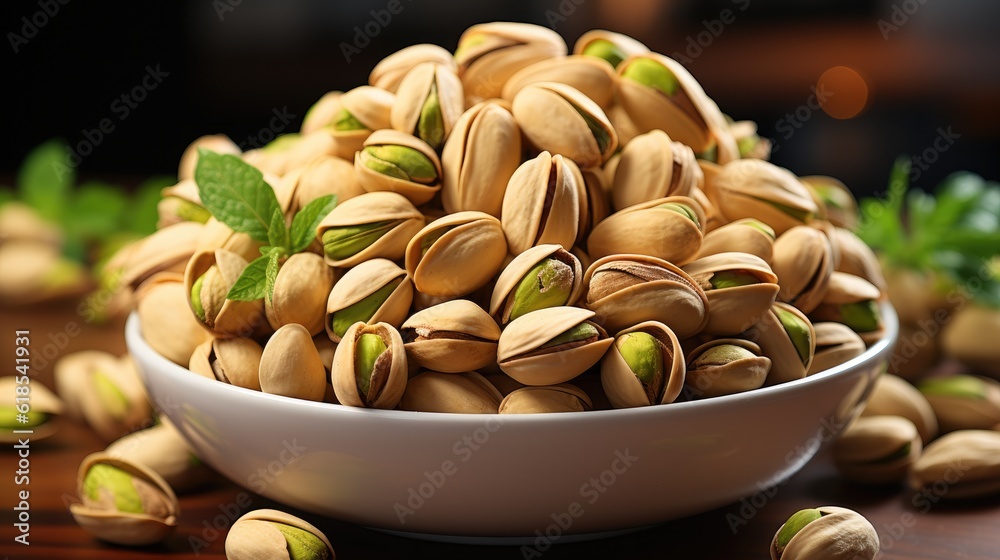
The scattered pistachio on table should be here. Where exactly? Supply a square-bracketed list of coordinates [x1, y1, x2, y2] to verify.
[226, 509, 334, 560]
[918, 375, 1000, 433]
[832, 415, 922, 485]
[909, 430, 1000, 500]
[770, 506, 879, 560]
[0, 376, 63, 443]
[860, 374, 938, 444]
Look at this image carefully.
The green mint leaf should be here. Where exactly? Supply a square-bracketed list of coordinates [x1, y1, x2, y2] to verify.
[290, 194, 337, 253]
[127, 177, 172, 236]
[226, 255, 269, 301]
[64, 182, 129, 241]
[18, 139, 73, 221]
[195, 149, 280, 243]
[267, 207, 290, 253]
[265, 250, 282, 303]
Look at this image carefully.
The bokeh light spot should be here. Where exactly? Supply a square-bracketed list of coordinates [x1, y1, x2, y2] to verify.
[817, 66, 869, 120]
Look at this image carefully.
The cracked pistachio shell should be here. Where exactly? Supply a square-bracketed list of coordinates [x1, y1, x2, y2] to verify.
[73, 354, 151, 443]
[746, 302, 816, 385]
[862, 374, 938, 444]
[490, 244, 584, 325]
[54, 350, 121, 421]
[585, 254, 709, 337]
[401, 300, 500, 373]
[770, 506, 879, 560]
[290, 155, 365, 212]
[942, 305, 1000, 377]
[729, 119, 772, 160]
[281, 130, 342, 177]
[259, 324, 327, 402]
[698, 218, 775, 264]
[317, 191, 425, 267]
[499, 383, 592, 414]
[616, 53, 738, 163]
[70, 453, 179, 546]
[919, 375, 1000, 433]
[371, 43, 456, 92]
[195, 218, 263, 263]
[573, 30, 649, 68]
[401, 371, 503, 414]
[685, 339, 771, 399]
[512, 82, 618, 168]
[157, 179, 209, 228]
[498, 306, 612, 386]
[121, 221, 203, 290]
[683, 252, 780, 335]
[405, 211, 508, 297]
[808, 322, 866, 376]
[833, 228, 886, 293]
[326, 85, 395, 160]
[356, 129, 442, 206]
[455, 22, 567, 105]
[333, 322, 408, 409]
[502, 151, 582, 255]
[326, 258, 413, 343]
[813, 219, 842, 271]
[184, 249, 269, 338]
[709, 159, 818, 235]
[135, 272, 212, 366]
[502, 55, 617, 109]
[771, 226, 834, 314]
[441, 100, 521, 218]
[601, 321, 685, 408]
[0, 376, 62, 443]
[811, 272, 884, 345]
[587, 195, 705, 265]
[801, 176, 858, 230]
[105, 419, 210, 493]
[301, 91, 343, 135]
[226, 509, 335, 560]
[909, 430, 1000, 499]
[189, 337, 263, 391]
[266, 253, 334, 335]
[0, 243, 86, 304]
[178, 134, 240, 182]
[391, 62, 464, 150]
[833, 415, 921, 485]
[612, 130, 703, 211]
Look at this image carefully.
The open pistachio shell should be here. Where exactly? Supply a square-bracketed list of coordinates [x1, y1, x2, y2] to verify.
[745, 302, 816, 385]
[503, 55, 617, 109]
[573, 30, 649, 68]
[54, 350, 122, 421]
[405, 211, 507, 297]
[134, 272, 212, 366]
[800, 176, 858, 230]
[612, 130, 703, 211]
[501, 151, 581, 255]
[601, 321, 685, 408]
[226, 509, 335, 560]
[770, 506, 879, 560]
[833, 228, 886, 293]
[105, 419, 210, 493]
[289, 155, 366, 212]
[326, 85, 395, 160]
[74, 354, 152, 443]
[512, 82, 618, 168]
[941, 305, 1000, 376]
[189, 336, 263, 391]
[265, 253, 334, 336]
[326, 258, 412, 343]
[909, 430, 1000, 500]
[587, 195, 705, 265]
[401, 371, 503, 414]
[356, 129, 442, 206]
[441, 100, 521, 218]
[332, 322, 408, 409]
[729, 119, 772, 160]
[391, 62, 464, 150]
[301, 91, 343, 135]
[919, 375, 1000, 433]
[833, 415, 922, 485]
[771, 226, 834, 314]
[177, 134, 240, 182]
[157, 179, 209, 228]
[499, 383, 592, 414]
[184, 249, 270, 338]
[259, 324, 327, 402]
[811, 272, 884, 345]
[861, 374, 938, 444]
[683, 252, 780, 335]
[697, 218, 775, 264]
[317, 191, 425, 267]
[584, 254, 709, 338]
[70, 453, 179, 546]
[121, 221, 203, 290]
[497, 306, 613, 386]
[370, 43, 456, 92]
[195, 218, 263, 263]
[685, 338, 770, 398]
[0, 376, 63, 443]
[808, 322, 866, 376]
[709, 159, 818, 235]
[278, 130, 341, 176]
[401, 300, 500, 373]
[490, 244, 584, 325]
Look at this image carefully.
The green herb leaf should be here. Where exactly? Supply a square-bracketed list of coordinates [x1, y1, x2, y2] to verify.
[65, 182, 129, 240]
[226, 255, 269, 301]
[265, 250, 282, 303]
[290, 195, 337, 253]
[127, 177, 172, 236]
[0, 187, 15, 207]
[195, 149, 280, 243]
[267, 207, 290, 253]
[18, 139, 73, 221]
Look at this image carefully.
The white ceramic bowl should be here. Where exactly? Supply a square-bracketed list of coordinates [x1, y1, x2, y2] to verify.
[127, 303, 898, 542]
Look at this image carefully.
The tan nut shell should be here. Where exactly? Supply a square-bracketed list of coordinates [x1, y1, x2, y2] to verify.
[808, 322, 867, 376]
[746, 302, 816, 386]
[497, 306, 612, 386]
[612, 130, 703, 211]
[54, 350, 121, 420]
[265, 252, 334, 335]
[400, 371, 503, 414]
[326, 258, 413, 343]
[684, 338, 770, 399]
[317, 191, 425, 268]
[259, 324, 327, 402]
[356, 129, 442, 206]
[134, 272, 211, 366]
[503, 55, 617, 109]
[833, 228, 887, 293]
[502, 151, 581, 255]
[0, 376, 62, 443]
[601, 321, 685, 408]
[941, 305, 1000, 377]
[391, 61, 464, 143]
[195, 218, 262, 263]
[178, 134, 240, 182]
[922, 375, 1000, 433]
[499, 383, 593, 414]
[587, 195, 705, 265]
[683, 252, 780, 335]
[328, 85, 395, 159]
[301, 91, 343, 135]
[909, 430, 1000, 499]
[121, 221, 203, 290]
[490, 244, 584, 325]
[769, 506, 879, 560]
[512, 82, 618, 168]
[697, 218, 775, 264]
[332, 322, 408, 409]
[184, 249, 269, 338]
[401, 300, 500, 373]
[105, 419, 210, 493]
[709, 159, 818, 235]
[226, 508, 335, 560]
[833, 415, 922, 485]
[812, 272, 884, 345]
[290, 155, 366, 211]
[771, 225, 834, 314]
[157, 179, 202, 228]
[573, 29, 649, 61]
[189, 337, 263, 391]
[405, 211, 508, 297]
[370, 43, 456, 92]
[75, 355, 152, 443]
[861, 374, 938, 444]
[801, 175, 859, 230]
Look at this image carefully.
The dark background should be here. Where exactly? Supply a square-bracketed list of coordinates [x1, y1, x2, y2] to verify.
[4, 0, 1000, 194]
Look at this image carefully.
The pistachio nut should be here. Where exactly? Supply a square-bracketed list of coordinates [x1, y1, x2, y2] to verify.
[0, 201, 61, 245]
[265, 252, 334, 335]
[861, 374, 938, 444]
[262, 130, 340, 177]
[401, 371, 504, 414]
[54, 350, 121, 420]
[69, 453, 179, 546]
[134, 272, 212, 366]
[314, 334, 338, 377]
[317, 191, 425, 268]
[729, 119, 772, 160]
[184, 249, 269, 338]
[189, 336, 263, 390]
[497, 306, 612, 386]
[579, 166, 612, 242]
[770, 506, 879, 560]
[812, 218, 842, 271]
[326, 258, 413, 343]
[831, 232, 884, 294]
[390, 61, 464, 150]
[697, 218, 775, 264]
[121, 221, 203, 290]
[259, 324, 328, 402]
[616, 53, 738, 163]
[771, 225, 834, 314]
[612, 130, 703, 211]
[832, 415, 922, 485]
[195, 217, 263, 263]
[745, 302, 816, 385]
[499, 383, 593, 414]
[454, 22, 567, 105]
[909, 430, 1000, 500]
[683, 252, 780, 335]
[512, 82, 618, 168]
[601, 321, 685, 408]
[800, 176, 858, 230]
[74, 353, 152, 443]
[811, 272, 884, 344]
[226, 509, 335, 560]
[0, 240, 91, 304]
[319, 85, 395, 160]
[490, 244, 584, 325]
[585, 254, 709, 337]
[918, 375, 1000, 433]
[0, 376, 62, 443]
[405, 211, 508, 297]
[356, 129, 442, 206]
[708, 159, 818, 235]
[503, 55, 617, 109]
[157, 179, 210, 227]
[807, 322, 866, 376]
[370, 43, 456, 92]
[941, 305, 1000, 377]
[573, 29, 649, 68]
[289, 155, 366, 212]
[332, 321, 408, 409]
[441, 100, 521, 217]
[501, 151, 582, 255]
[105, 419, 210, 493]
[177, 134, 241, 182]
[587, 196, 705, 265]
[684, 338, 771, 398]
[401, 300, 501, 373]
[605, 103, 643, 150]
[301, 91, 344, 135]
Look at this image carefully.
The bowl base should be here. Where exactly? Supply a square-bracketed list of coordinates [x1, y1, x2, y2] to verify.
[368, 524, 654, 545]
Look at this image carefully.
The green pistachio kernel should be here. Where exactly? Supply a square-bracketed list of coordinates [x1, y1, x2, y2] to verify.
[355, 333, 388, 397]
[617, 332, 663, 385]
[263, 134, 300, 152]
[322, 220, 400, 260]
[363, 146, 438, 184]
[419, 226, 455, 256]
[919, 375, 987, 400]
[541, 322, 599, 350]
[753, 197, 813, 223]
[333, 108, 367, 132]
[581, 39, 627, 68]
[696, 141, 718, 163]
[709, 270, 761, 290]
[868, 442, 912, 464]
[692, 344, 756, 368]
[775, 508, 822, 556]
[737, 136, 760, 159]
[573, 105, 612, 155]
[454, 33, 487, 59]
[270, 522, 331, 560]
[83, 463, 143, 514]
[331, 279, 403, 338]
[93, 371, 129, 421]
[0, 407, 47, 429]
[417, 83, 445, 150]
[742, 219, 776, 239]
[839, 300, 880, 333]
[190, 273, 207, 322]
[509, 258, 574, 321]
[657, 202, 700, 226]
[621, 57, 679, 96]
[774, 307, 812, 366]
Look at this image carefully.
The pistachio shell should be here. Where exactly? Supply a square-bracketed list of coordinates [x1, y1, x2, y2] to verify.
[0, 202, 61, 245]
[178, 134, 240, 182]
[683, 252, 780, 335]
[808, 322, 867, 376]
[605, 103, 642, 149]
[290, 155, 365, 211]
[861, 374, 938, 444]
[401, 371, 503, 414]
[697, 218, 775, 264]
[226, 509, 335, 560]
[317, 191, 425, 267]
[184, 249, 270, 338]
[941, 305, 1000, 376]
[325, 258, 413, 343]
[121, 222, 203, 290]
[512, 82, 618, 168]
[259, 324, 327, 402]
[157, 179, 209, 227]
[370, 43, 456, 92]
[573, 30, 649, 67]
[134, 272, 212, 366]
[684, 338, 770, 398]
[490, 244, 584, 325]
[301, 91, 343, 135]
[262, 253, 333, 335]
[729, 119, 772, 160]
[833, 228, 886, 293]
[0, 376, 62, 443]
[601, 321, 685, 408]
[919, 375, 1000, 433]
[909, 430, 1000, 500]
[401, 300, 500, 373]
[405, 211, 507, 297]
[356, 129, 442, 206]
[54, 350, 120, 420]
[189, 337, 263, 391]
[332, 322, 408, 409]
[709, 159, 818, 235]
[105, 419, 210, 493]
[745, 302, 816, 385]
[501, 151, 581, 255]
[497, 306, 612, 386]
[800, 176, 858, 230]
[323, 85, 395, 160]
[503, 55, 617, 109]
[770, 506, 879, 560]
[195, 218, 263, 263]
[579, 166, 612, 242]
[499, 383, 592, 414]
[612, 130, 703, 210]
[74, 355, 152, 443]
[811, 272, 883, 344]
[771, 226, 834, 314]
[391, 62, 464, 150]
[587, 195, 704, 265]
[832, 415, 922, 484]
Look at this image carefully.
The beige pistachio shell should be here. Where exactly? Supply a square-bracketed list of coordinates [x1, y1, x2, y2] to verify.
[833, 228, 887, 293]
[390, 61, 464, 149]
[134, 272, 212, 366]
[861, 374, 938, 444]
[332, 322, 408, 409]
[490, 244, 584, 325]
[601, 321, 685, 408]
[405, 211, 508, 297]
[282, 130, 340, 176]
[184, 249, 269, 338]
[54, 350, 120, 420]
[832, 415, 922, 485]
[584, 254, 709, 338]
[512, 82, 618, 168]
[301, 91, 343, 135]
[70, 453, 179, 546]
[573, 29, 649, 64]
[121, 221, 203, 290]
[105, 419, 210, 493]
[75, 355, 152, 443]
[811, 272, 884, 344]
[709, 159, 818, 235]
[587, 195, 704, 265]
[317, 191, 425, 267]
[771, 226, 834, 314]
[157, 179, 206, 228]
[612, 130, 703, 211]
[800, 176, 858, 230]
[401, 300, 501, 373]
[265, 253, 334, 335]
[579, 166, 612, 243]
[291, 155, 366, 211]
[808, 322, 867, 376]
[259, 324, 327, 402]
[401, 371, 503, 414]
[683, 252, 780, 335]
[0, 240, 90, 304]
[370, 43, 456, 92]
[226, 508, 335, 560]
[499, 383, 592, 414]
[503, 55, 617, 109]
[0, 202, 61, 245]
[729, 119, 772, 160]
[195, 218, 262, 263]
[745, 302, 816, 385]
[770, 506, 879, 560]
[0, 376, 62, 443]
[178, 134, 241, 182]
[501, 151, 581, 255]
[189, 337, 263, 391]
[919, 375, 1000, 433]
[909, 430, 1000, 499]
[326, 85, 395, 160]
[356, 129, 442, 206]
[697, 218, 775, 264]
[325, 258, 412, 343]
[684, 338, 770, 399]
[497, 306, 612, 386]
[605, 103, 642, 149]
[812, 218, 842, 271]
[441, 100, 521, 218]
[942, 305, 1000, 377]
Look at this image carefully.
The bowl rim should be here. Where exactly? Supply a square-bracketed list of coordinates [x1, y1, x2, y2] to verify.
[127, 301, 898, 425]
